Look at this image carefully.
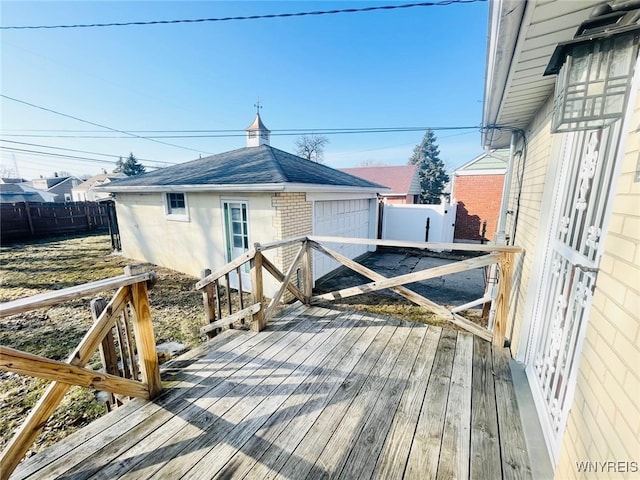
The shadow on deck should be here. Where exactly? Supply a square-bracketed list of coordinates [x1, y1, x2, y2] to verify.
[12, 304, 532, 480]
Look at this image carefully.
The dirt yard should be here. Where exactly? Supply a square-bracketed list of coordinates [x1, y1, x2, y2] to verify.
[0, 233, 204, 456]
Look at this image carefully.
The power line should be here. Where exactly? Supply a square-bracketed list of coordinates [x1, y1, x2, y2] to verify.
[0, 94, 212, 155]
[0, 126, 481, 139]
[1, 0, 486, 30]
[1, 126, 480, 134]
[0, 139, 176, 165]
[0, 146, 163, 170]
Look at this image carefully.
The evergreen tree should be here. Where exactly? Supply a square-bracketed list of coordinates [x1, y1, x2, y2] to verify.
[113, 156, 125, 174]
[408, 129, 449, 204]
[122, 153, 146, 176]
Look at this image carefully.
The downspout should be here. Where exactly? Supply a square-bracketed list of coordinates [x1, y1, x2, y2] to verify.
[488, 130, 518, 334]
[494, 130, 518, 245]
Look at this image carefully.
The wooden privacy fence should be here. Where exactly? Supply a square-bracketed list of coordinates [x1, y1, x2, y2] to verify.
[195, 236, 521, 347]
[0, 266, 161, 480]
[0, 201, 111, 243]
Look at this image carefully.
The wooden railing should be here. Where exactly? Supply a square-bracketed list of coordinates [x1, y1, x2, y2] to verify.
[195, 236, 311, 337]
[0, 266, 161, 480]
[196, 236, 521, 347]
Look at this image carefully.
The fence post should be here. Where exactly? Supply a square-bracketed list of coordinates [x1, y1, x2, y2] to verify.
[24, 202, 35, 236]
[493, 252, 514, 347]
[250, 247, 266, 332]
[84, 202, 93, 231]
[125, 266, 162, 398]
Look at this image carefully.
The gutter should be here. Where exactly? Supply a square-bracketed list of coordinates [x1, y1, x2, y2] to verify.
[481, 0, 528, 147]
[96, 183, 387, 195]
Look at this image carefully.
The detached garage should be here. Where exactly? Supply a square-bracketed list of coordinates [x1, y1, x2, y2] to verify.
[103, 113, 384, 296]
[311, 196, 377, 280]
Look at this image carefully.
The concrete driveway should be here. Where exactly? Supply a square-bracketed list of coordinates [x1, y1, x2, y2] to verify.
[314, 249, 487, 308]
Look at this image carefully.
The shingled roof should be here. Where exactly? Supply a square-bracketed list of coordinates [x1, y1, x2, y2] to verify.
[105, 145, 385, 192]
[340, 165, 420, 196]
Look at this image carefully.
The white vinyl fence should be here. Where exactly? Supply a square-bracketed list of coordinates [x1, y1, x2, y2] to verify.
[381, 201, 457, 245]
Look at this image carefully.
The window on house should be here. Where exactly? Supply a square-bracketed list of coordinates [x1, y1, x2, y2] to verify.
[165, 192, 188, 220]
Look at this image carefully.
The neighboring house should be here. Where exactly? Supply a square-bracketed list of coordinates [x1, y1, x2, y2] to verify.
[72, 173, 122, 202]
[339, 165, 421, 204]
[451, 150, 507, 243]
[31, 175, 82, 203]
[102, 113, 385, 296]
[0, 183, 58, 203]
[484, 1, 639, 478]
[0, 178, 29, 184]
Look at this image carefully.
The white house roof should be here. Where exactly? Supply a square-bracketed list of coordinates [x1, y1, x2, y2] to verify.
[482, 0, 602, 148]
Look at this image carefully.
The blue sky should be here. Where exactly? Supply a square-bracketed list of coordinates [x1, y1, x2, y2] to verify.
[1, 1, 488, 180]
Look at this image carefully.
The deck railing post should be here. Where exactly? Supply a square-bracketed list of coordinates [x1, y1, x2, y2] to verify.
[302, 239, 313, 305]
[201, 268, 216, 326]
[250, 245, 266, 332]
[126, 267, 162, 398]
[493, 252, 514, 347]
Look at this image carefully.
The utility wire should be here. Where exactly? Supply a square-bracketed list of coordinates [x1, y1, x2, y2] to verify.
[0, 146, 164, 169]
[0, 94, 212, 155]
[0, 126, 481, 139]
[1, 0, 486, 30]
[0, 139, 176, 165]
[1, 126, 480, 134]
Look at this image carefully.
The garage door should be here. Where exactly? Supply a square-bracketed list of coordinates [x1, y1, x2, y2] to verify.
[313, 198, 372, 281]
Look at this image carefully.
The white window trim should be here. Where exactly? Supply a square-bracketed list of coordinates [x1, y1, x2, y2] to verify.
[163, 192, 190, 222]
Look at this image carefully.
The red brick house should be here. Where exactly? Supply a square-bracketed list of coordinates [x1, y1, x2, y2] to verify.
[452, 150, 507, 242]
[339, 165, 420, 204]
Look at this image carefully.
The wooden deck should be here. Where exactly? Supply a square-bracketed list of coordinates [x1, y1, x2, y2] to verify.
[11, 304, 532, 480]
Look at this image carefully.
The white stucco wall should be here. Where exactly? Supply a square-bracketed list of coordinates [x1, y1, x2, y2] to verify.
[114, 191, 277, 282]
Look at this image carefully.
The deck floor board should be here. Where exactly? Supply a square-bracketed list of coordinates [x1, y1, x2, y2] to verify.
[12, 305, 532, 480]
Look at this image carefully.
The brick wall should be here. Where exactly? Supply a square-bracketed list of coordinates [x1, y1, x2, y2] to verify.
[271, 192, 313, 301]
[453, 174, 505, 242]
[554, 86, 640, 480]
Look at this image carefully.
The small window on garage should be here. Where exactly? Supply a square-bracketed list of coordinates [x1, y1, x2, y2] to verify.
[165, 192, 189, 221]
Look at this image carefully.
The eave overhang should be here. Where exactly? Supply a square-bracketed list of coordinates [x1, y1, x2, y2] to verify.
[482, 0, 603, 149]
[97, 183, 388, 195]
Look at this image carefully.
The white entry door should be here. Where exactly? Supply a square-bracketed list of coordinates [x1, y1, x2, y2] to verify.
[526, 122, 623, 462]
[223, 201, 251, 291]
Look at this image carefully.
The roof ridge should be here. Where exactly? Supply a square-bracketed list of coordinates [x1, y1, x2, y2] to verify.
[264, 145, 290, 182]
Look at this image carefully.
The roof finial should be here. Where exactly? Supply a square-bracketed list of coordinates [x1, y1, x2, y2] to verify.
[254, 97, 262, 115]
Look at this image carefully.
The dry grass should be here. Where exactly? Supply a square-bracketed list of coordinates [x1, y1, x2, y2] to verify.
[0, 233, 204, 456]
[321, 292, 485, 331]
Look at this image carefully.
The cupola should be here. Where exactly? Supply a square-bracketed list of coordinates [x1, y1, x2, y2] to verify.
[246, 101, 270, 147]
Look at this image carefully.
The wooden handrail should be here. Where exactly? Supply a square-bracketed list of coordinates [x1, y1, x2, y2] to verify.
[0, 346, 150, 398]
[312, 253, 501, 302]
[0, 268, 161, 480]
[254, 236, 307, 252]
[0, 271, 154, 318]
[194, 236, 519, 344]
[195, 249, 256, 290]
[307, 235, 522, 253]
